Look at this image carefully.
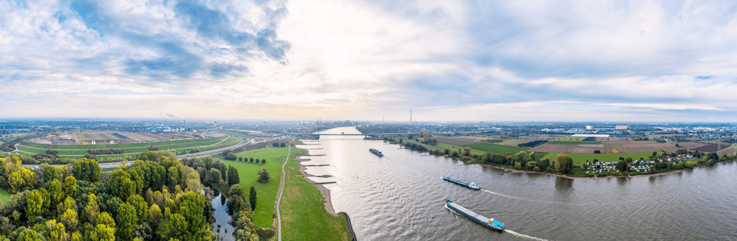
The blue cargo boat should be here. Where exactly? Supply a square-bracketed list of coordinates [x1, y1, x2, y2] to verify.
[370, 148, 383, 157]
[445, 200, 505, 231]
[441, 176, 481, 190]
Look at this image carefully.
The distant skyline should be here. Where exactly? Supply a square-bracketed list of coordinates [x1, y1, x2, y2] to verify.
[2, 0, 737, 122]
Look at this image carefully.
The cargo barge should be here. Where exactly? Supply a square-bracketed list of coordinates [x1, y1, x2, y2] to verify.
[441, 176, 481, 190]
[369, 148, 383, 157]
[445, 200, 505, 231]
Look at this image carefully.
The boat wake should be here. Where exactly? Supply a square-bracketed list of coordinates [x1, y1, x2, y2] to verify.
[481, 189, 522, 200]
[505, 229, 549, 241]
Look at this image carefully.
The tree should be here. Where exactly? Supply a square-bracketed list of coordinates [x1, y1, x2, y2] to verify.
[44, 219, 66, 241]
[219, 164, 227, 180]
[206, 169, 221, 185]
[90, 223, 116, 241]
[43, 165, 59, 183]
[177, 191, 208, 240]
[165, 213, 188, 241]
[84, 194, 100, 225]
[63, 176, 77, 198]
[26, 189, 46, 222]
[261, 159, 266, 164]
[227, 166, 240, 186]
[110, 169, 135, 201]
[250, 158, 254, 163]
[127, 195, 148, 223]
[60, 208, 79, 231]
[147, 204, 162, 230]
[249, 186, 257, 211]
[9, 168, 36, 193]
[257, 169, 270, 183]
[17, 228, 42, 241]
[463, 147, 471, 156]
[117, 203, 138, 240]
[238, 157, 243, 162]
[48, 179, 65, 212]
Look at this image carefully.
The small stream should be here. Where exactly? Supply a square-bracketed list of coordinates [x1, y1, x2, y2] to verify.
[211, 193, 236, 241]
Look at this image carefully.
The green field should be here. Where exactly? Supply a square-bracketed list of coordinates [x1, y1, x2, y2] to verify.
[282, 142, 349, 240]
[0, 188, 11, 207]
[464, 143, 529, 155]
[548, 141, 603, 145]
[542, 152, 653, 165]
[3, 133, 29, 138]
[557, 136, 583, 141]
[216, 131, 257, 139]
[218, 147, 289, 228]
[16, 135, 233, 158]
[498, 139, 521, 145]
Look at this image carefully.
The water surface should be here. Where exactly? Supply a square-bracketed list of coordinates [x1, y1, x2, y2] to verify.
[300, 127, 737, 240]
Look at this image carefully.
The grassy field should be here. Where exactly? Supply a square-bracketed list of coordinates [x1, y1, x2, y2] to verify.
[548, 141, 603, 145]
[216, 131, 257, 139]
[218, 147, 289, 228]
[17, 136, 233, 158]
[2, 133, 28, 138]
[557, 136, 583, 141]
[498, 139, 521, 145]
[0, 188, 11, 207]
[282, 142, 349, 240]
[463, 143, 529, 155]
[542, 152, 653, 165]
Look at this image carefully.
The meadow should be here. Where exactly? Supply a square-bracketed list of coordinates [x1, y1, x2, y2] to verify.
[218, 147, 289, 228]
[463, 143, 530, 155]
[216, 130, 258, 139]
[17, 135, 233, 158]
[542, 152, 653, 165]
[498, 139, 521, 145]
[281, 142, 349, 240]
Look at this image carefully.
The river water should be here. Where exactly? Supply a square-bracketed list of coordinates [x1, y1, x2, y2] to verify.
[298, 127, 737, 241]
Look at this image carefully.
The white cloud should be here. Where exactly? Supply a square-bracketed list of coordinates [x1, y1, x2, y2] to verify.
[1, 0, 737, 121]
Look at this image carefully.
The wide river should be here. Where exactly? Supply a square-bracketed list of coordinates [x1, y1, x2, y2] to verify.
[298, 127, 737, 241]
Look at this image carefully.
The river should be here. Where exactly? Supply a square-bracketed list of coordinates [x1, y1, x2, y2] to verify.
[211, 193, 236, 241]
[298, 127, 737, 240]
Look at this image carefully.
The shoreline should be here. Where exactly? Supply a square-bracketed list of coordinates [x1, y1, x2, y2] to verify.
[425, 150, 729, 180]
[295, 148, 337, 215]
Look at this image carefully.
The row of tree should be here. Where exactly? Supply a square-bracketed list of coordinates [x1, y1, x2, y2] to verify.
[87, 149, 124, 155]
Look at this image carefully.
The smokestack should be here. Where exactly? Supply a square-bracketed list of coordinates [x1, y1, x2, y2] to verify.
[410, 110, 412, 123]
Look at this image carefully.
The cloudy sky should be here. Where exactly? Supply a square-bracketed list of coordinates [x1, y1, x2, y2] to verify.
[1, 0, 736, 122]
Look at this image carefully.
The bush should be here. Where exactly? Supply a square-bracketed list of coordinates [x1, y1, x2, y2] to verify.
[257, 169, 270, 183]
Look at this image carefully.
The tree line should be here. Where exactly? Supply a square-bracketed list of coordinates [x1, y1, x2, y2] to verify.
[0, 151, 221, 241]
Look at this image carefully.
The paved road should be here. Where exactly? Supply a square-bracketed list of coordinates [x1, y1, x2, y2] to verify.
[276, 145, 292, 241]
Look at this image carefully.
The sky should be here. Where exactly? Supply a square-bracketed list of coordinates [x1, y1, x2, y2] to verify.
[1, 0, 737, 122]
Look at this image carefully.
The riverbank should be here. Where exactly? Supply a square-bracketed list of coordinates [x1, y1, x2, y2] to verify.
[281, 141, 350, 240]
[296, 151, 336, 215]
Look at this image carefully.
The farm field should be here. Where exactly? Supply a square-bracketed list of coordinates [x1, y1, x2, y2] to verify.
[693, 143, 733, 152]
[16, 135, 231, 157]
[498, 139, 520, 145]
[530, 142, 677, 154]
[2, 133, 29, 138]
[548, 141, 603, 145]
[542, 152, 653, 165]
[281, 142, 349, 240]
[434, 136, 482, 146]
[558, 136, 584, 141]
[464, 143, 529, 155]
[218, 147, 290, 228]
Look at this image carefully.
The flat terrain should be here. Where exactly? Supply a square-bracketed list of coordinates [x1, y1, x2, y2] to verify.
[530, 142, 677, 154]
[542, 152, 653, 165]
[463, 143, 529, 155]
[434, 136, 482, 146]
[16, 135, 235, 160]
[282, 142, 349, 240]
[216, 130, 258, 139]
[219, 147, 289, 228]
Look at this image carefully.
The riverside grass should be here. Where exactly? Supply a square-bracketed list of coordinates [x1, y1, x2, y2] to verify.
[542, 152, 653, 165]
[281, 142, 349, 241]
[218, 147, 289, 228]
